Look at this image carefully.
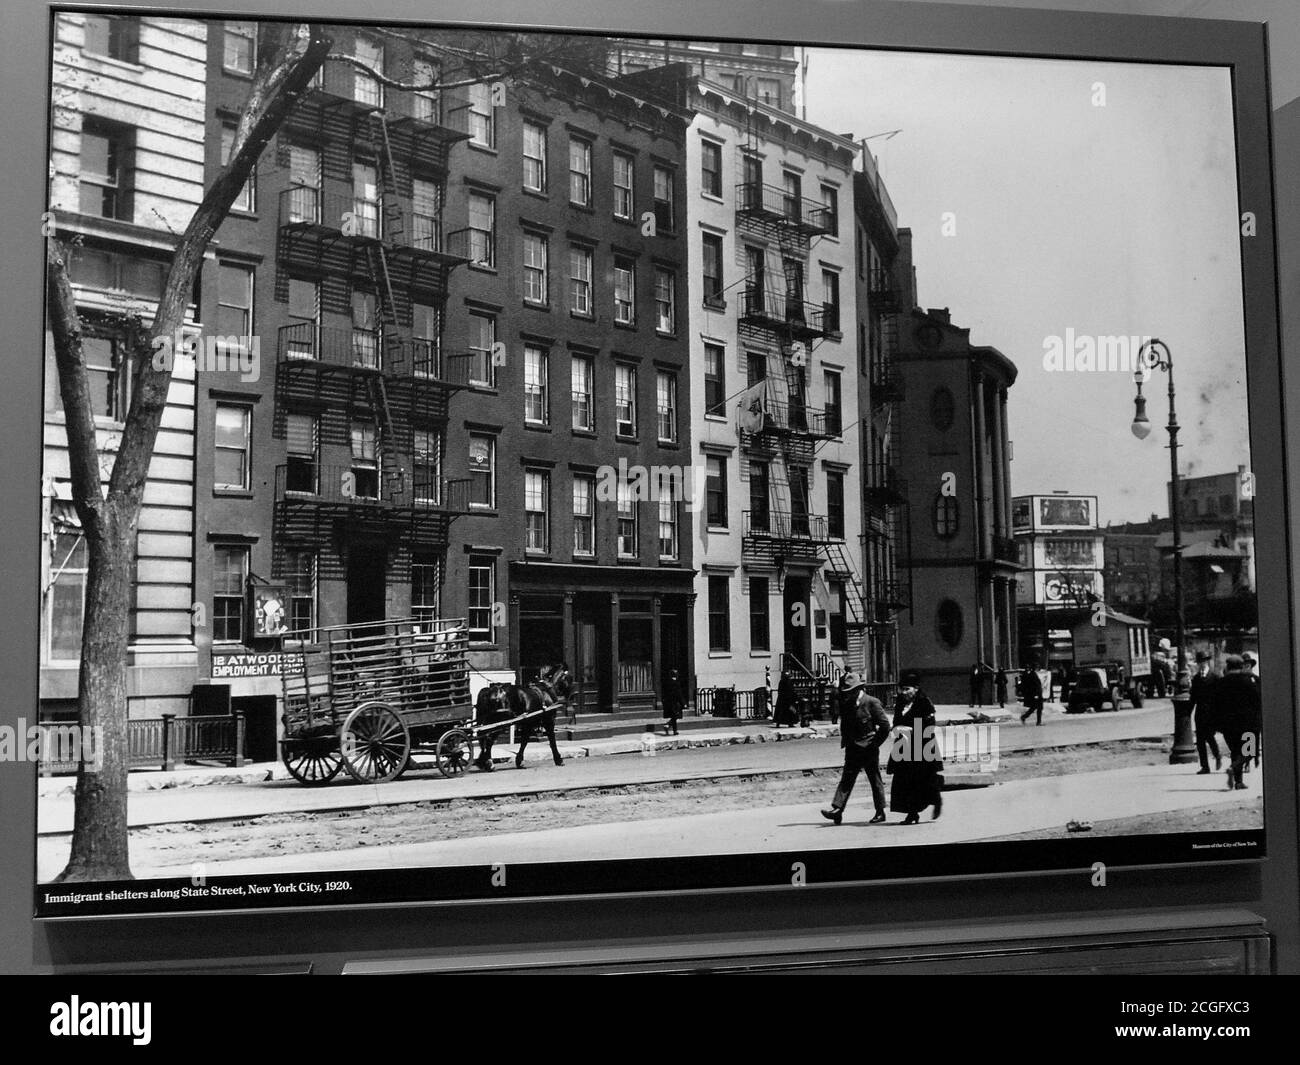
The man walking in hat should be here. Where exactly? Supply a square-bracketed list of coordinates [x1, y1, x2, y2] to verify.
[1189, 651, 1220, 775]
[1215, 655, 1261, 790]
[821, 672, 891, 825]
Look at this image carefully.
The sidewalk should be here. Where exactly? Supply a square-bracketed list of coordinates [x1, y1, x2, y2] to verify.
[126, 759, 1262, 879]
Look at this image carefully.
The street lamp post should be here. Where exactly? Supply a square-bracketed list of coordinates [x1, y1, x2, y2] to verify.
[1132, 338, 1196, 764]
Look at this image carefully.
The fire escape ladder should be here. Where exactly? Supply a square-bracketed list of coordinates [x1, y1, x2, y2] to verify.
[370, 112, 406, 248]
[366, 374, 406, 501]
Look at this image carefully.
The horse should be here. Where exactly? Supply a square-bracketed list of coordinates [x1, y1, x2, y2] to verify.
[472, 663, 572, 770]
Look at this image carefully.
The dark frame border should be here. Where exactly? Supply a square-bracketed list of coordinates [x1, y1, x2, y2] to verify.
[3, 0, 1293, 970]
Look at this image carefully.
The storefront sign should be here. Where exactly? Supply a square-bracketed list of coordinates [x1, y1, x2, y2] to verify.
[211, 651, 304, 679]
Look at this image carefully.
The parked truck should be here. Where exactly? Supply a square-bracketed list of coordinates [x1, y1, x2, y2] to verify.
[1068, 608, 1153, 710]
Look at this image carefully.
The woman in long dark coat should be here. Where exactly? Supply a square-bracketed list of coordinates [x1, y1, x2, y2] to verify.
[662, 669, 684, 736]
[888, 671, 944, 824]
[773, 671, 797, 728]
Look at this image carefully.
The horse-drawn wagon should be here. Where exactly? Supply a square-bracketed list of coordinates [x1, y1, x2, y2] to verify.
[278, 617, 569, 785]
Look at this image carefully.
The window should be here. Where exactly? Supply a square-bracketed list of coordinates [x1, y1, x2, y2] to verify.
[79, 120, 128, 220]
[653, 165, 675, 232]
[745, 246, 766, 312]
[704, 343, 725, 416]
[708, 576, 730, 652]
[468, 556, 496, 642]
[827, 471, 845, 539]
[77, 334, 132, 420]
[214, 404, 251, 491]
[411, 56, 440, 122]
[828, 579, 847, 651]
[524, 345, 549, 424]
[613, 152, 634, 219]
[573, 475, 595, 555]
[654, 268, 675, 334]
[569, 138, 592, 205]
[410, 553, 440, 630]
[353, 37, 383, 107]
[468, 192, 495, 267]
[217, 263, 253, 338]
[936, 599, 964, 649]
[411, 301, 440, 378]
[220, 122, 255, 213]
[822, 269, 841, 333]
[749, 576, 770, 652]
[46, 532, 87, 661]
[617, 479, 638, 558]
[756, 78, 781, 107]
[700, 139, 722, 197]
[352, 158, 380, 239]
[702, 233, 724, 304]
[658, 496, 679, 560]
[525, 470, 550, 553]
[467, 82, 495, 148]
[569, 244, 593, 316]
[411, 177, 441, 252]
[782, 171, 802, 221]
[469, 434, 495, 508]
[615, 364, 637, 437]
[783, 258, 805, 318]
[351, 289, 379, 369]
[84, 14, 139, 63]
[285, 550, 317, 636]
[523, 232, 548, 305]
[824, 370, 842, 436]
[821, 184, 839, 233]
[69, 248, 163, 301]
[222, 20, 255, 73]
[656, 371, 677, 444]
[213, 546, 248, 643]
[741, 153, 762, 206]
[468, 311, 495, 387]
[414, 429, 441, 503]
[706, 457, 727, 528]
[523, 121, 547, 192]
[571, 355, 594, 431]
[287, 144, 320, 222]
[930, 386, 956, 431]
[749, 461, 770, 531]
[350, 423, 379, 499]
[934, 494, 959, 539]
[614, 257, 636, 325]
[284, 413, 318, 493]
[747, 351, 768, 387]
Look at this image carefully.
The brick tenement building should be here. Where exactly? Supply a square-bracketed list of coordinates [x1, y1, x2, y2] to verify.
[436, 60, 697, 715]
[192, 24, 696, 732]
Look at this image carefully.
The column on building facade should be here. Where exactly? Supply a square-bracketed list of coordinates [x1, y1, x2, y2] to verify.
[999, 387, 1013, 536]
[608, 593, 621, 713]
[508, 593, 522, 684]
[972, 368, 990, 560]
[562, 593, 575, 675]
[990, 380, 1007, 540]
[651, 594, 663, 708]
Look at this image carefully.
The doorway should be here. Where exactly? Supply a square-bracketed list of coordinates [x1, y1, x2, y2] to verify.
[347, 543, 387, 625]
[783, 575, 812, 668]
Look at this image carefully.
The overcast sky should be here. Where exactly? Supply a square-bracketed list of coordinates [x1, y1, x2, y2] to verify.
[804, 49, 1250, 526]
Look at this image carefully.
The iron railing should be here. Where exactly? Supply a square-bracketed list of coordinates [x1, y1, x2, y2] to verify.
[38, 714, 246, 774]
[735, 182, 834, 234]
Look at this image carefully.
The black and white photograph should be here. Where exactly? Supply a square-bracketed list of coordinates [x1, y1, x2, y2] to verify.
[32, 10, 1270, 918]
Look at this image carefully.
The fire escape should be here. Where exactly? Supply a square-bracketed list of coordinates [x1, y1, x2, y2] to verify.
[270, 57, 474, 582]
[861, 262, 910, 682]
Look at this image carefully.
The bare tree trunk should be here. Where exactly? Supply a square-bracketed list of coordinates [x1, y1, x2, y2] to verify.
[47, 22, 334, 883]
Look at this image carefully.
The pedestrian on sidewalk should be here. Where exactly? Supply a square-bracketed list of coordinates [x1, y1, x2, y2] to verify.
[1189, 651, 1221, 775]
[821, 673, 891, 826]
[773, 670, 797, 728]
[1019, 666, 1044, 725]
[662, 669, 684, 736]
[969, 661, 985, 708]
[995, 668, 1008, 709]
[889, 670, 944, 824]
[1214, 655, 1261, 790]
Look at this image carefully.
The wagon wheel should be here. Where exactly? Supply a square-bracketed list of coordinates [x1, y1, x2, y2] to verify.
[339, 702, 411, 784]
[435, 728, 475, 778]
[281, 735, 344, 786]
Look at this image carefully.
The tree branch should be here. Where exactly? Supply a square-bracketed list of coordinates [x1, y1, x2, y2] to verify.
[106, 22, 334, 508]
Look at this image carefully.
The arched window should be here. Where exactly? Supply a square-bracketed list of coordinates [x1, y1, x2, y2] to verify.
[933, 494, 959, 539]
[930, 386, 955, 431]
[936, 599, 963, 648]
